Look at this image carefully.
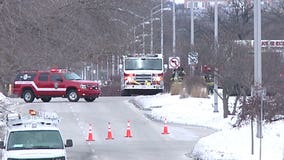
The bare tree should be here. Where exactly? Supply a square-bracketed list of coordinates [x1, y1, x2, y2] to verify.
[0, 0, 156, 93]
[192, 1, 255, 118]
[236, 1, 284, 125]
[262, 0, 284, 39]
[191, 0, 281, 119]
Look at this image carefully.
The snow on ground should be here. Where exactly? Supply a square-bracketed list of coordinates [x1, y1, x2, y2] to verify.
[0, 92, 283, 159]
[0, 92, 20, 127]
[131, 92, 284, 160]
[0, 92, 13, 107]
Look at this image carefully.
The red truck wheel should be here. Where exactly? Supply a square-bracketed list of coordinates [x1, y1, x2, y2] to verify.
[84, 97, 96, 102]
[23, 90, 35, 103]
[41, 97, 52, 102]
[67, 90, 79, 102]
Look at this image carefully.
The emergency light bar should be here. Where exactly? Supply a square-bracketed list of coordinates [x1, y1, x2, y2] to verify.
[6, 110, 60, 127]
[6, 113, 21, 122]
[50, 68, 68, 73]
[125, 54, 162, 58]
[19, 70, 38, 73]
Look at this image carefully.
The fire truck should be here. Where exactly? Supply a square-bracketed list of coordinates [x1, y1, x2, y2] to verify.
[120, 54, 164, 96]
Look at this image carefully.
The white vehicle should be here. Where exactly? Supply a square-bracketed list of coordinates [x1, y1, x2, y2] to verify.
[120, 54, 164, 96]
[0, 110, 73, 160]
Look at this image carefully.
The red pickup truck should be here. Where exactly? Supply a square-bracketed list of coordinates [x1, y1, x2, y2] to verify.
[13, 68, 101, 103]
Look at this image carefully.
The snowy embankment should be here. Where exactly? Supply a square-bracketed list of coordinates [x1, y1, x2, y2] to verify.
[131, 93, 284, 160]
[0, 92, 18, 127]
[1, 91, 283, 159]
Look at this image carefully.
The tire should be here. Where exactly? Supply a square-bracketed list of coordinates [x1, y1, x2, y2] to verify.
[41, 97, 52, 102]
[67, 89, 79, 102]
[23, 90, 35, 103]
[84, 97, 96, 102]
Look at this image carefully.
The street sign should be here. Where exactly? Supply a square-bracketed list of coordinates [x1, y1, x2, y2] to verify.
[188, 52, 198, 65]
[169, 57, 180, 69]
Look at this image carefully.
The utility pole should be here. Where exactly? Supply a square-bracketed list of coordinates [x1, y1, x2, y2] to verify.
[161, 0, 164, 55]
[213, 0, 219, 112]
[111, 55, 115, 77]
[133, 27, 136, 53]
[96, 63, 99, 81]
[172, 0, 176, 56]
[142, 18, 146, 54]
[106, 56, 109, 80]
[254, 0, 262, 138]
[150, 4, 162, 54]
[189, 0, 195, 76]
[254, 0, 263, 159]
[190, 0, 194, 47]
[151, 9, 154, 54]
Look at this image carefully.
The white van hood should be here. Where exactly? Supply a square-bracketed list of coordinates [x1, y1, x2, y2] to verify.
[6, 149, 66, 159]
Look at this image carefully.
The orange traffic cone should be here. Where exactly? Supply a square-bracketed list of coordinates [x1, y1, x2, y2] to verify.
[86, 124, 95, 141]
[105, 122, 114, 140]
[125, 120, 132, 138]
[161, 118, 170, 134]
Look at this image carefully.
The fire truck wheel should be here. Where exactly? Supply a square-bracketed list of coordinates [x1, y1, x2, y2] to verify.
[41, 97, 52, 102]
[84, 97, 96, 102]
[67, 89, 79, 102]
[23, 90, 35, 103]
[121, 90, 130, 96]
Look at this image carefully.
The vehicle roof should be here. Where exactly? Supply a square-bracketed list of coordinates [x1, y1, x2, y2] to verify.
[18, 68, 69, 74]
[7, 125, 60, 132]
[124, 54, 163, 59]
[6, 111, 61, 132]
[18, 70, 48, 74]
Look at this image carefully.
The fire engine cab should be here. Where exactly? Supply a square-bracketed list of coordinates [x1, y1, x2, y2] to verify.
[120, 54, 164, 96]
[13, 68, 101, 103]
[0, 110, 73, 160]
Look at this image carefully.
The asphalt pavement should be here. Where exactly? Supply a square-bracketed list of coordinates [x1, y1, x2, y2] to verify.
[2, 97, 215, 160]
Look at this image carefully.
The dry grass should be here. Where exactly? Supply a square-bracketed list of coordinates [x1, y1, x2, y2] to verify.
[169, 76, 209, 98]
[190, 85, 208, 98]
[170, 82, 183, 95]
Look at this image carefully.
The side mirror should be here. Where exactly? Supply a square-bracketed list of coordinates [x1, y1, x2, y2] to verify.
[0, 141, 5, 149]
[65, 139, 73, 147]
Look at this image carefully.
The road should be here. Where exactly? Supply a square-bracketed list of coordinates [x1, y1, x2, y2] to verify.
[14, 97, 215, 160]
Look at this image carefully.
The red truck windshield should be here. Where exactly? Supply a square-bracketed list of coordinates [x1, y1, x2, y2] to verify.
[63, 72, 82, 80]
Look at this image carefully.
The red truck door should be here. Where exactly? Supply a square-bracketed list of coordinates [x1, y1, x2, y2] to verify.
[35, 72, 66, 97]
[49, 73, 66, 97]
[35, 72, 51, 96]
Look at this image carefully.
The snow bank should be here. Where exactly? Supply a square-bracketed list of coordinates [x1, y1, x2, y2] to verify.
[131, 93, 284, 160]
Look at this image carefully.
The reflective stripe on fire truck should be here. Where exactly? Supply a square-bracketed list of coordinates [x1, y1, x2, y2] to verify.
[14, 81, 66, 92]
